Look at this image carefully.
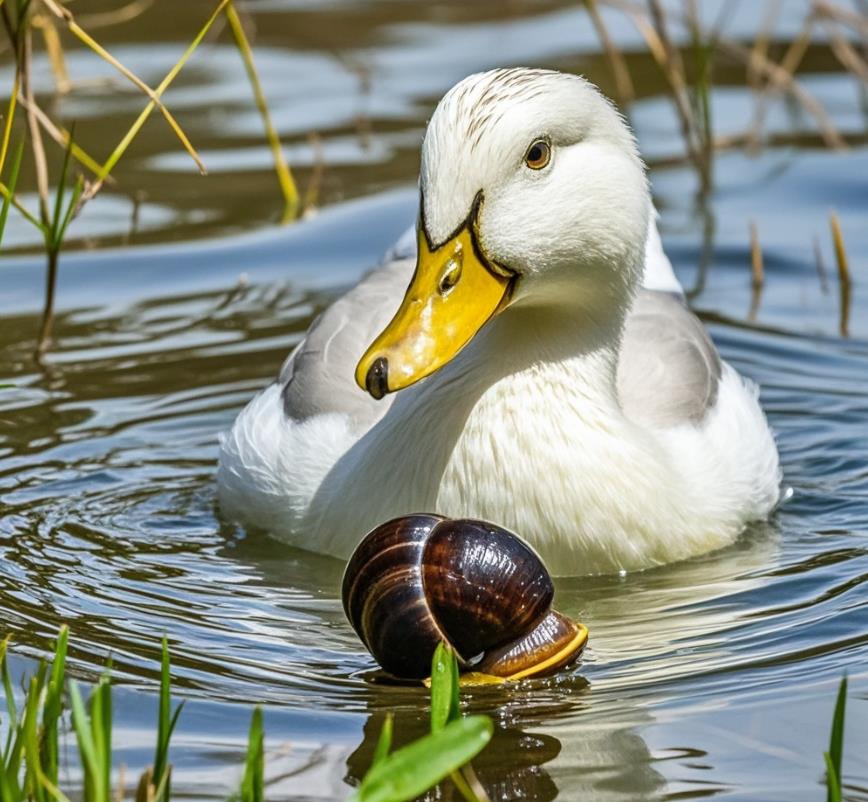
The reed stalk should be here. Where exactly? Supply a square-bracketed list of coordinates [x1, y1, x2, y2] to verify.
[225, 1, 299, 223]
[829, 211, 850, 286]
[750, 221, 764, 288]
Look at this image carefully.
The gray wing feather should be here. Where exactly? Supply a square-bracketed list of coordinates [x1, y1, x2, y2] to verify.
[281, 257, 414, 425]
[617, 290, 722, 429]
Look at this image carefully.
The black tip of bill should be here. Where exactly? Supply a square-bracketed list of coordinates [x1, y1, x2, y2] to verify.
[366, 357, 389, 400]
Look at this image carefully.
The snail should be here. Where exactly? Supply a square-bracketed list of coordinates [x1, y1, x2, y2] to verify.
[342, 514, 588, 681]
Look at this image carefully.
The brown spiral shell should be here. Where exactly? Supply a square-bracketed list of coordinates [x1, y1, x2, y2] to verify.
[342, 514, 586, 680]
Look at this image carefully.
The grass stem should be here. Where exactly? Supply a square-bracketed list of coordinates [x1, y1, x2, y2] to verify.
[830, 211, 850, 285]
[86, 0, 230, 201]
[750, 221, 764, 288]
[225, 1, 299, 223]
[582, 0, 634, 103]
[40, 0, 205, 174]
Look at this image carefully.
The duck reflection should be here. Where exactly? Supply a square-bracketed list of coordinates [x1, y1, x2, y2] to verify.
[345, 708, 562, 801]
[343, 671, 667, 801]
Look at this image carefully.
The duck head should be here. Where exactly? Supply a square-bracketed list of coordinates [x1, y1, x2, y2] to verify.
[356, 68, 651, 399]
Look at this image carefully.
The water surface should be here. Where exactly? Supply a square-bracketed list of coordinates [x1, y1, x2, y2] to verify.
[1, 1, 867, 799]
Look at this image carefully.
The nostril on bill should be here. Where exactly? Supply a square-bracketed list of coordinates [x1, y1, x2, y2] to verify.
[365, 357, 389, 400]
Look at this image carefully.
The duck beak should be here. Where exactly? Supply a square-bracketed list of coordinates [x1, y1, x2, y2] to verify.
[356, 222, 513, 399]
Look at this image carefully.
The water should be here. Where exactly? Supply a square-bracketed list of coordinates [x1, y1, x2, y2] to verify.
[1, 1, 867, 799]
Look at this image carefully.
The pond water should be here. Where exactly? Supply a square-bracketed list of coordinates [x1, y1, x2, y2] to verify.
[1, 0, 868, 799]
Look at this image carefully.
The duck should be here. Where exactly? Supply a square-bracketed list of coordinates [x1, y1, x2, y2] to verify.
[217, 67, 781, 576]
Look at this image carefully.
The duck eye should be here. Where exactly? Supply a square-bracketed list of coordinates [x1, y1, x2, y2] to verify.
[524, 140, 551, 170]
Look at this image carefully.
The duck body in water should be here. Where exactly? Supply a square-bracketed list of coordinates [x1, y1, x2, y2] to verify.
[218, 68, 781, 575]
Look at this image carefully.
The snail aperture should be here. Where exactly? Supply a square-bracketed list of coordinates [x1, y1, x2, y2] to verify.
[342, 514, 588, 680]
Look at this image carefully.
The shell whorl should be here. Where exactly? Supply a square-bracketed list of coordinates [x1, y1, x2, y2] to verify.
[342, 515, 580, 680]
[420, 518, 554, 661]
[342, 514, 446, 679]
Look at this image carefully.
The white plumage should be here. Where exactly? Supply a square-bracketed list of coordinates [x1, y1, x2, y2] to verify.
[217, 68, 781, 575]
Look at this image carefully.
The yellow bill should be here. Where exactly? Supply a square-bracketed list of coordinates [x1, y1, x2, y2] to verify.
[356, 224, 513, 399]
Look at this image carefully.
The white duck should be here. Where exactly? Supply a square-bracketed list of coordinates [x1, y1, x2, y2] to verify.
[218, 68, 781, 576]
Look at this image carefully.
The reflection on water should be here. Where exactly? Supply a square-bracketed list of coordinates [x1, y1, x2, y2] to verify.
[347, 713, 565, 801]
[1, 0, 867, 800]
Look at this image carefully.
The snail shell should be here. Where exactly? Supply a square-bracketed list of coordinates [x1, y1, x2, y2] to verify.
[342, 514, 587, 680]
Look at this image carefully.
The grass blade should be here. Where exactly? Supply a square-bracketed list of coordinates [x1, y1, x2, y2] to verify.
[825, 752, 842, 802]
[830, 212, 850, 286]
[240, 707, 264, 802]
[70, 680, 103, 802]
[98, 676, 113, 802]
[86, 0, 229, 199]
[371, 714, 393, 770]
[55, 174, 83, 246]
[41, 626, 69, 787]
[154, 635, 171, 783]
[826, 676, 847, 802]
[152, 635, 183, 802]
[0, 70, 19, 177]
[15, 93, 105, 177]
[23, 675, 46, 802]
[49, 123, 75, 248]
[352, 716, 493, 802]
[1, 634, 17, 735]
[0, 179, 47, 233]
[38, 10, 71, 94]
[0, 139, 24, 249]
[225, 1, 299, 223]
[430, 643, 460, 733]
[40, 0, 204, 174]
[87, 674, 112, 802]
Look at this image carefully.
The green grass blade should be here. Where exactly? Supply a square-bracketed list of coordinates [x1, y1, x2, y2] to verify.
[98, 676, 113, 802]
[49, 123, 76, 248]
[0, 635, 22, 800]
[371, 714, 393, 769]
[69, 680, 103, 802]
[240, 707, 264, 802]
[0, 634, 16, 731]
[0, 768, 17, 802]
[41, 626, 69, 787]
[826, 676, 847, 802]
[824, 752, 842, 802]
[352, 716, 493, 802]
[89, 681, 104, 802]
[0, 71, 19, 179]
[154, 635, 171, 783]
[4, 656, 44, 779]
[55, 174, 83, 245]
[0, 140, 24, 250]
[23, 675, 46, 802]
[430, 643, 460, 733]
[89, 678, 109, 802]
[153, 635, 183, 802]
[0, 179, 47, 234]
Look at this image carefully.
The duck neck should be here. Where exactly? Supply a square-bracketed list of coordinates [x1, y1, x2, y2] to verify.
[466, 297, 628, 414]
